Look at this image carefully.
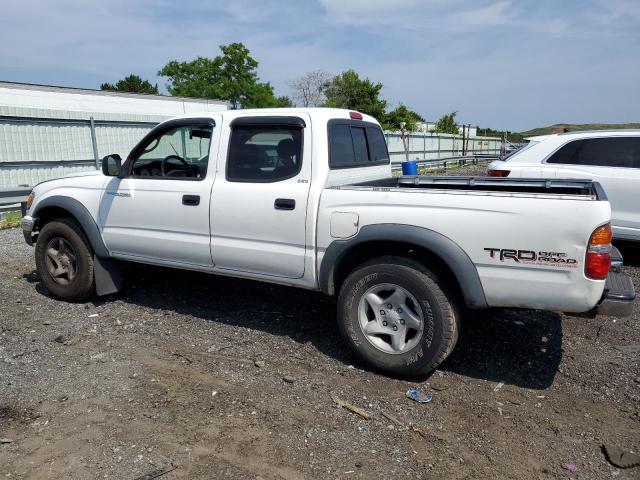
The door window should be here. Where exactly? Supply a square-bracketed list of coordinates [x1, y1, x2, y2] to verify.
[547, 137, 640, 168]
[226, 125, 303, 182]
[129, 124, 213, 179]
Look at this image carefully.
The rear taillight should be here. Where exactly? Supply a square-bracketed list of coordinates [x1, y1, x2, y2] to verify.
[487, 169, 510, 177]
[585, 223, 612, 280]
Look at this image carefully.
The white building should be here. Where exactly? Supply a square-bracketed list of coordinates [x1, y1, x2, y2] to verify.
[412, 121, 477, 137]
[0, 81, 228, 188]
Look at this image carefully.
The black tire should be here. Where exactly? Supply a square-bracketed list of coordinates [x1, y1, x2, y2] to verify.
[337, 256, 460, 378]
[35, 218, 95, 302]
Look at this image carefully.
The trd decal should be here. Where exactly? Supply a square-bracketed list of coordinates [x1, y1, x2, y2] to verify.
[484, 248, 578, 267]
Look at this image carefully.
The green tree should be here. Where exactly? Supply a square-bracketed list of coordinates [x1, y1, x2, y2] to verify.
[158, 42, 286, 109]
[477, 126, 523, 143]
[272, 95, 295, 108]
[383, 104, 425, 131]
[322, 69, 387, 120]
[434, 111, 459, 134]
[100, 74, 159, 94]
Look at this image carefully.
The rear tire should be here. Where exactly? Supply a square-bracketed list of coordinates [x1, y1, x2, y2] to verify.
[337, 256, 460, 378]
[35, 218, 95, 302]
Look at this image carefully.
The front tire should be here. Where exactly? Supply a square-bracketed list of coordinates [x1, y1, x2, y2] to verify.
[35, 218, 95, 302]
[337, 256, 459, 378]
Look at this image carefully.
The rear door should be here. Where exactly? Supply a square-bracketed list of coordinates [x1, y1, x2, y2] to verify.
[548, 136, 640, 238]
[210, 115, 311, 278]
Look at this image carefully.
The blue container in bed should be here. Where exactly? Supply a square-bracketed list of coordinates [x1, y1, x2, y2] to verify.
[401, 160, 418, 176]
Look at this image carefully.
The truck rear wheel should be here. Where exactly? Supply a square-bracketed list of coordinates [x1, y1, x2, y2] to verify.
[337, 256, 460, 378]
[35, 218, 95, 302]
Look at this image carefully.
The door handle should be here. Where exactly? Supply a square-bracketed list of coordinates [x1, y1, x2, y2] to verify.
[274, 198, 295, 210]
[182, 194, 200, 206]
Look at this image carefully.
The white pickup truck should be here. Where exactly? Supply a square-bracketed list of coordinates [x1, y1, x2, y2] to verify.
[21, 108, 635, 377]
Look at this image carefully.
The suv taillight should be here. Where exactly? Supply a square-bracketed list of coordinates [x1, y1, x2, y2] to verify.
[487, 169, 510, 177]
[585, 223, 612, 280]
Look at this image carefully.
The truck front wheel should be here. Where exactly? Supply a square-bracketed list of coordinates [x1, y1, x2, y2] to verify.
[35, 218, 95, 302]
[337, 256, 460, 378]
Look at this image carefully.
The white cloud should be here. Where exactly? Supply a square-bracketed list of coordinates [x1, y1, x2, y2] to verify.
[318, 0, 462, 27]
[0, 0, 637, 130]
[597, 0, 640, 20]
[454, 1, 515, 29]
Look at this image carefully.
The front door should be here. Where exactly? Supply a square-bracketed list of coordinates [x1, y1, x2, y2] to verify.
[98, 118, 219, 267]
[210, 115, 311, 278]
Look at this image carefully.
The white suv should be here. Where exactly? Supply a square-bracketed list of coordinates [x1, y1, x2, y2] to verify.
[487, 130, 640, 241]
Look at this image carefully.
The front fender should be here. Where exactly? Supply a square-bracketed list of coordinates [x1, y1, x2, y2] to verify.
[32, 195, 110, 258]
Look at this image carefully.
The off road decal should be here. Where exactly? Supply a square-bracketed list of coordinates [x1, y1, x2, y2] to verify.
[484, 248, 578, 268]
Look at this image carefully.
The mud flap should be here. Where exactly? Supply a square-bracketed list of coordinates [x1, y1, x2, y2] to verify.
[94, 256, 122, 296]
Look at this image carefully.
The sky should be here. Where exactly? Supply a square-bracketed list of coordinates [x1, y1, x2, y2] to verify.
[0, 0, 638, 131]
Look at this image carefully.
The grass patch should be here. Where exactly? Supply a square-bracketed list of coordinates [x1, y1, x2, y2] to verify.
[0, 212, 22, 229]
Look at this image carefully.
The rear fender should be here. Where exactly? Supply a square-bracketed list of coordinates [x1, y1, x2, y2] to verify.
[319, 223, 488, 309]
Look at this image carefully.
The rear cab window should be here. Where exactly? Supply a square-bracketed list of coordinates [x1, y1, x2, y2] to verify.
[328, 120, 389, 169]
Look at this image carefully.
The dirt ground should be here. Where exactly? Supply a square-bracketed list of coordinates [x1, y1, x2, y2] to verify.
[1, 178, 639, 479]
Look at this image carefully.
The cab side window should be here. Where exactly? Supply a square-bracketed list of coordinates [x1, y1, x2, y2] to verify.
[227, 125, 303, 182]
[547, 137, 640, 168]
[129, 124, 213, 179]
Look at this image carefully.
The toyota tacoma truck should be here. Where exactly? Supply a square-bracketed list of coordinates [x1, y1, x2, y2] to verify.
[21, 108, 636, 377]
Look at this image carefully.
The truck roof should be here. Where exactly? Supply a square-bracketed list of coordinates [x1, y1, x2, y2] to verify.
[170, 107, 382, 126]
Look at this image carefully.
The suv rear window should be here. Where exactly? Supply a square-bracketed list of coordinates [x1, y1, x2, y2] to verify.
[547, 137, 640, 168]
[328, 121, 389, 169]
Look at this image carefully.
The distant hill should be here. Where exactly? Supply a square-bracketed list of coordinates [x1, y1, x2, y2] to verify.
[521, 123, 640, 137]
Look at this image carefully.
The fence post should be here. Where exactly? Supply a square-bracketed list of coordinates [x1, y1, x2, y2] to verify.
[89, 116, 100, 170]
[423, 130, 427, 160]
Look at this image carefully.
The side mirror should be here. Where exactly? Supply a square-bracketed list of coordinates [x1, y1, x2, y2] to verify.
[102, 154, 122, 177]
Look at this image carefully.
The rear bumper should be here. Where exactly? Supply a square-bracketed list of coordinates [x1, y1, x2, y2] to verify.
[595, 270, 635, 318]
[568, 246, 635, 319]
[609, 245, 623, 273]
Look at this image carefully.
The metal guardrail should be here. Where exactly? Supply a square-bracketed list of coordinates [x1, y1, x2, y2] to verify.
[0, 187, 31, 215]
[391, 154, 499, 172]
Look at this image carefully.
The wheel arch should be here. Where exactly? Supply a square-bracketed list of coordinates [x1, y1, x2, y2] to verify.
[319, 224, 488, 309]
[33, 196, 109, 258]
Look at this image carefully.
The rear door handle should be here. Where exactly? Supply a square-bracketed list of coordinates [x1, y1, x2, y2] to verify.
[182, 194, 200, 206]
[274, 198, 295, 210]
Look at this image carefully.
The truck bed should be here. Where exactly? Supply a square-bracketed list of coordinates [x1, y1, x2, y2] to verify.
[347, 176, 606, 199]
[318, 173, 614, 312]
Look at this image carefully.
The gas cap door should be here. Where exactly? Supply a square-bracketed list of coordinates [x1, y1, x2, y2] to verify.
[330, 212, 359, 239]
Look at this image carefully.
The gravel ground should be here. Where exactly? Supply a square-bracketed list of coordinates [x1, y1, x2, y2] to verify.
[1, 191, 639, 479]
